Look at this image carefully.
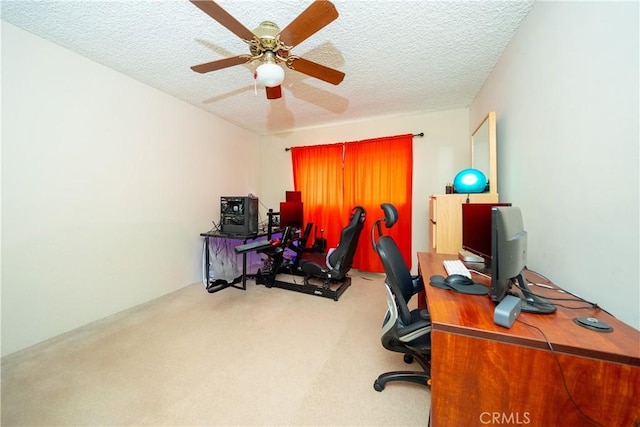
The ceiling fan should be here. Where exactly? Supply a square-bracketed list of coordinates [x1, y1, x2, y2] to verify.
[190, 0, 345, 100]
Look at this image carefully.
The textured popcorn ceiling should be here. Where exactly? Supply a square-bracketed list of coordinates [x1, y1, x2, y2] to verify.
[2, 0, 534, 135]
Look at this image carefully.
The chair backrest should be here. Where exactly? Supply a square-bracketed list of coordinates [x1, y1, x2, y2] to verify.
[326, 206, 366, 276]
[376, 236, 414, 325]
[371, 203, 398, 252]
[372, 204, 413, 325]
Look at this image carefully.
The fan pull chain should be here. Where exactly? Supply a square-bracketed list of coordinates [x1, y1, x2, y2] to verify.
[253, 71, 258, 96]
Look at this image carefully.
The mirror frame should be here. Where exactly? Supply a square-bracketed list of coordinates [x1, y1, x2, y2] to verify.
[471, 111, 497, 195]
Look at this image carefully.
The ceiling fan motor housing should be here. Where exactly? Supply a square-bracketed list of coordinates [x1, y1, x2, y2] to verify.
[250, 21, 289, 60]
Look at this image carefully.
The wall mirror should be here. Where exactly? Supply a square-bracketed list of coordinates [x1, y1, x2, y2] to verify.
[471, 111, 497, 194]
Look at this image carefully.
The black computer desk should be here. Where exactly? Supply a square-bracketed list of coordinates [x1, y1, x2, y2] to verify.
[200, 229, 278, 293]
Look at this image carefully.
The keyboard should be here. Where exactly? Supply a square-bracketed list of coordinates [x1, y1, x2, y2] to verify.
[443, 260, 472, 279]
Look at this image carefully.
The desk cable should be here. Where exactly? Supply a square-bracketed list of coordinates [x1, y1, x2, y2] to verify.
[209, 220, 222, 234]
[516, 319, 605, 427]
[523, 268, 613, 315]
[469, 269, 608, 312]
[278, 259, 301, 285]
[469, 269, 490, 279]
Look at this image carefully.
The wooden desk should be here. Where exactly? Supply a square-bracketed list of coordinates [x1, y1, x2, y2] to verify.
[417, 252, 640, 427]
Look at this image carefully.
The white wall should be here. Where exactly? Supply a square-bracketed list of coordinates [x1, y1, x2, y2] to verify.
[258, 109, 470, 271]
[1, 23, 260, 356]
[471, 2, 639, 328]
[7, 0, 635, 357]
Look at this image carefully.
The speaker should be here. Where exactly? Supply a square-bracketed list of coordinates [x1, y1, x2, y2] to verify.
[494, 295, 521, 328]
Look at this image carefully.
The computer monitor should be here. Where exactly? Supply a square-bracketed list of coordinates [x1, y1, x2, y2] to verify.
[462, 202, 511, 271]
[279, 201, 303, 229]
[285, 191, 302, 203]
[490, 206, 556, 314]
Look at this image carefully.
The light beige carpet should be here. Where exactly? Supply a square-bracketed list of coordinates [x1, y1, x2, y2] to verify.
[1, 272, 430, 426]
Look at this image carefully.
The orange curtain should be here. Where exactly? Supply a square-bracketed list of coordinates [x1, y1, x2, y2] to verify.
[344, 135, 413, 272]
[291, 144, 345, 249]
[291, 135, 413, 273]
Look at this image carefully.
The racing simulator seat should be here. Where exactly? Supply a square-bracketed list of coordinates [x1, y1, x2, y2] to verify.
[298, 206, 366, 299]
[371, 203, 431, 391]
[256, 206, 366, 301]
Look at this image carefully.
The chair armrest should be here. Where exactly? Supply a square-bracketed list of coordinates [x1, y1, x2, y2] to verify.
[412, 275, 425, 295]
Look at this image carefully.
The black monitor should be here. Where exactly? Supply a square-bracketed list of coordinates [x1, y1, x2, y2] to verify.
[490, 206, 556, 314]
[462, 202, 511, 271]
[279, 201, 303, 229]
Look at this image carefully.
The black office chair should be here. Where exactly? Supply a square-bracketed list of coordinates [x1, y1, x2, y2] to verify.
[300, 206, 366, 287]
[371, 203, 431, 391]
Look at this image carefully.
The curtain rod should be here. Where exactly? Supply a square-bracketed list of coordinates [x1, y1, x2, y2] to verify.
[284, 132, 424, 152]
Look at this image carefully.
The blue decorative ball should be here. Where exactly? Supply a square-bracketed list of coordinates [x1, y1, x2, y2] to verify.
[453, 168, 487, 193]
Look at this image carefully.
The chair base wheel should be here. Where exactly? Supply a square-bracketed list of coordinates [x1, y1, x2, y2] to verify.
[403, 354, 414, 364]
[373, 371, 431, 392]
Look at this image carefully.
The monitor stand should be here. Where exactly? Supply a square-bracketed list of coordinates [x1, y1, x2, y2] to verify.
[519, 297, 557, 314]
[512, 273, 557, 315]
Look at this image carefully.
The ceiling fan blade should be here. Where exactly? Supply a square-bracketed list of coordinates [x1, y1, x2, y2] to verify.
[191, 55, 249, 74]
[190, 0, 255, 41]
[266, 86, 282, 100]
[288, 57, 344, 85]
[278, 0, 339, 48]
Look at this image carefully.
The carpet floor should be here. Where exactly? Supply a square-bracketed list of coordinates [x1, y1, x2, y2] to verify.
[2, 271, 431, 426]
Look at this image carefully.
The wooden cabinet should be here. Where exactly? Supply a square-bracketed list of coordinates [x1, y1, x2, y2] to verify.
[429, 193, 499, 254]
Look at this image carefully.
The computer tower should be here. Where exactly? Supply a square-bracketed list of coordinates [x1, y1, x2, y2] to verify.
[220, 196, 258, 235]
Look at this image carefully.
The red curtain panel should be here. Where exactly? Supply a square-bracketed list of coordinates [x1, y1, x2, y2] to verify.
[291, 134, 413, 272]
[344, 134, 413, 272]
[291, 143, 345, 249]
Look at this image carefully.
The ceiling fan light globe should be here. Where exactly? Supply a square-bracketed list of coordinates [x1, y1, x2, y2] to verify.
[255, 62, 285, 88]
